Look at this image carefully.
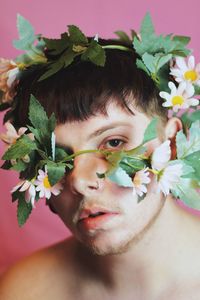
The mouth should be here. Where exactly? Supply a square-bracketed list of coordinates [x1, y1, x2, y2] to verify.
[77, 207, 120, 231]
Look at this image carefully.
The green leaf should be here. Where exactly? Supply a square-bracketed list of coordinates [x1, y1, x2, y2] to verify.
[81, 40, 106, 66]
[17, 193, 33, 227]
[171, 178, 200, 210]
[173, 35, 191, 46]
[114, 30, 132, 44]
[176, 121, 200, 159]
[183, 151, 200, 184]
[55, 147, 70, 161]
[140, 13, 155, 38]
[136, 59, 150, 75]
[38, 61, 64, 81]
[2, 135, 37, 160]
[181, 109, 200, 129]
[108, 166, 134, 188]
[13, 14, 35, 50]
[194, 84, 200, 95]
[142, 118, 158, 144]
[120, 156, 147, 176]
[11, 160, 28, 172]
[47, 161, 66, 186]
[68, 25, 88, 44]
[43, 33, 69, 55]
[29, 94, 48, 128]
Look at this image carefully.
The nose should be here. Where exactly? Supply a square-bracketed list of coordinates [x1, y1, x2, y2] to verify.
[68, 153, 108, 196]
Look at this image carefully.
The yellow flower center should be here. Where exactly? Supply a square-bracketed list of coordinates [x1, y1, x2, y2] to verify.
[43, 176, 51, 189]
[133, 175, 141, 187]
[171, 95, 184, 106]
[184, 70, 198, 82]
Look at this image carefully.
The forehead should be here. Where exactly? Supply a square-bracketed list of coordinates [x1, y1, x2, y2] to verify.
[55, 102, 151, 151]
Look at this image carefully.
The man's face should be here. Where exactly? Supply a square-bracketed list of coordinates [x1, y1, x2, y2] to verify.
[50, 102, 166, 255]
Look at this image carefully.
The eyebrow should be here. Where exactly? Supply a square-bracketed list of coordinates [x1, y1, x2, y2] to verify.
[87, 121, 133, 139]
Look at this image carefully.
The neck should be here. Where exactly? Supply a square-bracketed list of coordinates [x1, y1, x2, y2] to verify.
[76, 196, 200, 296]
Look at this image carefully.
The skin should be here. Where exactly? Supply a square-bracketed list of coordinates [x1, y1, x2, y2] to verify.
[0, 102, 200, 300]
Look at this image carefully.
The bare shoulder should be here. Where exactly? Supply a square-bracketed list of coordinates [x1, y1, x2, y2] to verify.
[0, 237, 78, 300]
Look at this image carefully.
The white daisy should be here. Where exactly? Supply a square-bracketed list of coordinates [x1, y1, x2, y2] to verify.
[35, 167, 63, 199]
[159, 81, 199, 112]
[132, 168, 151, 197]
[157, 164, 183, 196]
[11, 180, 36, 208]
[170, 55, 200, 85]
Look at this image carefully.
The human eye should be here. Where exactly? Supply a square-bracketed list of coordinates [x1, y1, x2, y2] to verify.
[100, 137, 127, 150]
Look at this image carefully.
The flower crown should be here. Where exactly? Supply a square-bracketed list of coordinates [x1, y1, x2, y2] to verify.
[0, 13, 199, 226]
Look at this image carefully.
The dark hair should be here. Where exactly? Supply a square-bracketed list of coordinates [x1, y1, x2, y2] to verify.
[12, 38, 167, 128]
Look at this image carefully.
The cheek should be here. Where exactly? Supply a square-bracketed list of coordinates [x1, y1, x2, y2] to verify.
[50, 191, 78, 227]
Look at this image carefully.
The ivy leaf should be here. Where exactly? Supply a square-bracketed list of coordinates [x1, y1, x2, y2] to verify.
[2, 135, 37, 160]
[171, 178, 200, 210]
[17, 193, 33, 227]
[47, 161, 66, 186]
[108, 166, 134, 188]
[176, 120, 200, 159]
[142, 117, 158, 144]
[81, 40, 106, 66]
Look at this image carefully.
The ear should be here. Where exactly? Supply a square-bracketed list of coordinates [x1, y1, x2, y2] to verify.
[164, 117, 182, 159]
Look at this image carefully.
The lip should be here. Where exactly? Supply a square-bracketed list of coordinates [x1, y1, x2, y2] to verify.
[77, 206, 120, 231]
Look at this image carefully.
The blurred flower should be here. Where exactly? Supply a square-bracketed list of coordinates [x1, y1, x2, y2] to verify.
[0, 58, 19, 104]
[132, 168, 151, 197]
[170, 55, 200, 85]
[0, 122, 27, 145]
[11, 180, 36, 207]
[151, 140, 183, 195]
[35, 167, 63, 199]
[151, 140, 171, 170]
[159, 81, 199, 112]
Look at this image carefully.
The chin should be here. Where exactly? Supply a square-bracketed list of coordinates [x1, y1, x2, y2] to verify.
[77, 229, 141, 256]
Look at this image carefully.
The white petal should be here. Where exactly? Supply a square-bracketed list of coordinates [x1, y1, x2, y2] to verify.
[159, 91, 170, 100]
[19, 180, 31, 192]
[177, 81, 186, 95]
[168, 82, 177, 95]
[188, 56, 195, 69]
[151, 140, 171, 170]
[184, 82, 194, 98]
[187, 98, 199, 106]
[176, 57, 187, 71]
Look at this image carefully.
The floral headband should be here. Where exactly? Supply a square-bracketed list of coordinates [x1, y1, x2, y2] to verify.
[0, 13, 199, 226]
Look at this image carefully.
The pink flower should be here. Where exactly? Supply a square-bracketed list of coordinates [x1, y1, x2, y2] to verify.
[11, 180, 36, 208]
[35, 167, 63, 199]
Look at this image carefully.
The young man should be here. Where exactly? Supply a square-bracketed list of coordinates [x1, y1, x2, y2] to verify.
[0, 14, 199, 299]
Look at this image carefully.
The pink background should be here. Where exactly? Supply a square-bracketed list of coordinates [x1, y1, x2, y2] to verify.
[1, 0, 200, 274]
